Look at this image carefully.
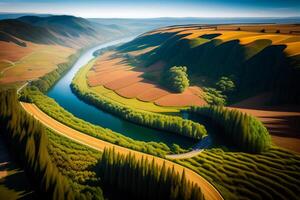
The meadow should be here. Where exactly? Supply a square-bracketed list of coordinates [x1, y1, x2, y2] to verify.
[0, 40, 75, 84]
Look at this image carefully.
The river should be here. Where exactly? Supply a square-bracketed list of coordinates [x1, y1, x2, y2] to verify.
[47, 37, 195, 148]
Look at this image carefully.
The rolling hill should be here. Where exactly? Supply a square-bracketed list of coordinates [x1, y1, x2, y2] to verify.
[0, 15, 131, 85]
[0, 15, 128, 48]
[117, 24, 300, 105]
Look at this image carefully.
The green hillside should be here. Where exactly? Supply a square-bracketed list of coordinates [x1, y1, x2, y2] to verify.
[118, 27, 300, 104]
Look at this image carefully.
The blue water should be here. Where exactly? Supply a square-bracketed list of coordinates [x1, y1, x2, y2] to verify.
[47, 37, 195, 148]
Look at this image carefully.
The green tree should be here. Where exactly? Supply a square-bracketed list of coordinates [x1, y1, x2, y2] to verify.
[162, 66, 190, 93]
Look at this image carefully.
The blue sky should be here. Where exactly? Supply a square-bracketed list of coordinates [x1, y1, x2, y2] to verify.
[0, 0, 299, 18]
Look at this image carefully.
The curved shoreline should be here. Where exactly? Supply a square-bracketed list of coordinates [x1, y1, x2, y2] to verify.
[21, 101, 223, 200]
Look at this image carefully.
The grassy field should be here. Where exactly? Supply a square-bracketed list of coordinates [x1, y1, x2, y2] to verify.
[0, 40, 75, 85]
[87, 51, 206, 107]
[174, 147, 300, 200]
[77, 59, 182, 114]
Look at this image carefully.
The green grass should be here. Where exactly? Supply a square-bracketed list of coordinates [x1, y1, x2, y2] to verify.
[80, 60, 182, 114]
[175, 147, 300, 200]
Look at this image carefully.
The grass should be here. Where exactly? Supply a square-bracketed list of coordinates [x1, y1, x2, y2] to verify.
[174, 147, 300, 200]
[0, 44, 74, 84]
[81, 60, 182, 114]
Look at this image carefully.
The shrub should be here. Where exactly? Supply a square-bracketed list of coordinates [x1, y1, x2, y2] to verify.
[216, 76, 235, 93]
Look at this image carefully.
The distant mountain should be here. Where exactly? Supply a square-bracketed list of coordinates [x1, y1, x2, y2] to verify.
[18, 15, 97, 38]
[0, 15, 129, 48]
[0, 19, 63, 45]
[0, 13, 51, 20]
[90, 17, 300, 34]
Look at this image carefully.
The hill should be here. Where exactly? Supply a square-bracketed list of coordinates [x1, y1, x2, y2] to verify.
[0, 15, 127, 48]
[117, 24, 300, 105]
[0, 15, 130, 85]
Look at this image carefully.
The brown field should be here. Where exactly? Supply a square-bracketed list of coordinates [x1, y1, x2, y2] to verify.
[0, 39, 75, 85]
[21, 102, 223, 200]
[87, 51, 206, 107]
[231, 94, 300, 153]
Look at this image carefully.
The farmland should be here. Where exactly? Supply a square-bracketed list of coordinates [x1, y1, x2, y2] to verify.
[87, 51, 206, 107]
[1, 11, 300, 200]
[0, 40, 75, 84]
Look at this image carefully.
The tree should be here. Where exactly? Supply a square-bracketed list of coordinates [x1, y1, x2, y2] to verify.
[162, 66, 190, 93]
[216, 76, 235, 93]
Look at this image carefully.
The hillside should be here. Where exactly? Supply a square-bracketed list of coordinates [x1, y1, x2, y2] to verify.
[0, 15, 127, 48]
[117, 24, 300, 105]
[0, 15, 130, 85]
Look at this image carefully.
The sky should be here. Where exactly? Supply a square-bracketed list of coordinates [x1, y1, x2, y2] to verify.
[0, 0, 299, 18]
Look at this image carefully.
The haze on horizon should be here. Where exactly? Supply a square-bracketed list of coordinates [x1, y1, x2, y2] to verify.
[0, 0, 299, 19]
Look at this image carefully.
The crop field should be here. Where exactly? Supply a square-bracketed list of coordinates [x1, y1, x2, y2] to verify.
[0, 40, 75, 84]
[87, 51, 207, 107]
[175, 147, 300, 200]
[79, 59, 181, 113]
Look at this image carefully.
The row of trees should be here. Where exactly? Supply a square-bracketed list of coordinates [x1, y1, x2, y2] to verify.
[31, 52, 80, 92]
[23, 87, 173, 156]
[99, 148, 205, 200]
[71, 83, 207, 140]
[0, 89, 101, 199]
[162, 66, 190, 93]
[190, 106, 271, 153]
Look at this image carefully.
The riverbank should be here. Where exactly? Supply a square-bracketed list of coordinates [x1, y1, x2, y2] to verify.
[21, 101, 224, 200]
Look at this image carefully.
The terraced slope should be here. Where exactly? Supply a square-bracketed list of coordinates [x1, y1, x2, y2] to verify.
[175, 148, 300, 200]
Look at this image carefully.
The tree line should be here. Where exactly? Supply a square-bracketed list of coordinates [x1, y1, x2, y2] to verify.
[71, 83, 206, 140]
[0, 88, 102, 200]
[190, 106, 271, 153]
[99, 148, 205, 200]
[1, 88, 206, 199]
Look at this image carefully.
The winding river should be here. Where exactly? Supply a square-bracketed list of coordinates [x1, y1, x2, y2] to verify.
[47, 37, 195, 148]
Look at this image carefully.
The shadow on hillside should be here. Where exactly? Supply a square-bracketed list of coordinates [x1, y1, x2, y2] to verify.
[0, 32, 26, 47]
[117, 31, 182, 52]
[260, 115, 300, 138]
[113, 29, 300, 106]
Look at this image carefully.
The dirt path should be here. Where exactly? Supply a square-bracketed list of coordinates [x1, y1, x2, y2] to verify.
[21, 102, 223, 200]
[166, 136, 212, 159]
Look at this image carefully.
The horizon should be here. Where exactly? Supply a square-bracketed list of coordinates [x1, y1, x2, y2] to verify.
[1, 12, 300, 20]
[1, 0, 299, 18]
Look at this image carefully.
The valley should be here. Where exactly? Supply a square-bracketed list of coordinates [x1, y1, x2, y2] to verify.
[0, 10, 300, 200]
